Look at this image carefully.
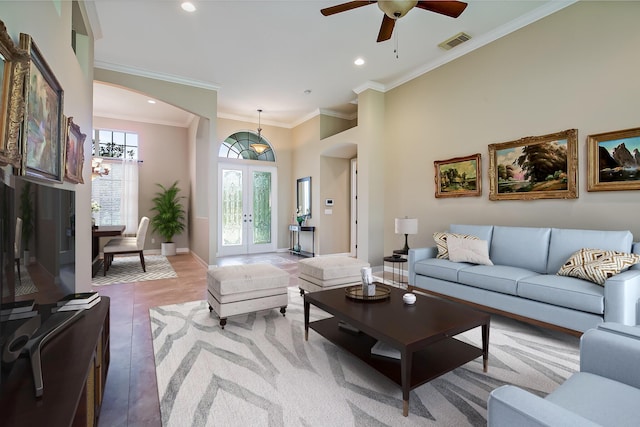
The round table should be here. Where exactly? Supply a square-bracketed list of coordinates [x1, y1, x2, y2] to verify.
[383, 255, 407, 288]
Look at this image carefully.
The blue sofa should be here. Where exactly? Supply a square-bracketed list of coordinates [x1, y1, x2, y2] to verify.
[488, 323, 640, 426]
[409, 224, 640, 333]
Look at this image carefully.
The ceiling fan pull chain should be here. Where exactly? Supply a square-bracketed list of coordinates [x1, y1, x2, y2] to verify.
[394, 26, 399, 59]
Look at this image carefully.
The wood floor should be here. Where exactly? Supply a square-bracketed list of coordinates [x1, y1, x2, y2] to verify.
[95, 252, 307, 426]
[95, 251, 404, 426]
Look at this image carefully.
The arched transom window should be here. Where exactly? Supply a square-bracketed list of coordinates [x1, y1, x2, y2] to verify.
[218, 131, 275, 161]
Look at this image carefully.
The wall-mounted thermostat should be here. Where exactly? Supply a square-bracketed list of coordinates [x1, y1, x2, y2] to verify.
[325, 199, 334, 206]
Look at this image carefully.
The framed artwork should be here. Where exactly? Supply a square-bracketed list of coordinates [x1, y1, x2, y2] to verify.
[19, 33, 65, 183]
[488, 129, 578, 201]
[64, 116, 85, 184]
[587, 127, 640, 192]
[0, 20, 28, 168]
[434, 153, 482, 198]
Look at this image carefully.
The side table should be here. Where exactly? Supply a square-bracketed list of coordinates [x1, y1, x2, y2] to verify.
[383, 255, 407, 288]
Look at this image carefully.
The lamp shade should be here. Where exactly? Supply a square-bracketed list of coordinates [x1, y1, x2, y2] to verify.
[395, 218, 418, 235]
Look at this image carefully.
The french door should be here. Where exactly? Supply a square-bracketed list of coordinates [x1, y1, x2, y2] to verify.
[218, 163, 277, 256]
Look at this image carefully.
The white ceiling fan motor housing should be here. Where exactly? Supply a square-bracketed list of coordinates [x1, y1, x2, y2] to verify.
[378, 0, 418, 19]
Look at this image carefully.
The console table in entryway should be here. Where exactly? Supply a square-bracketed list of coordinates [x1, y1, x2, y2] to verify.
[289, 224, 315, 257]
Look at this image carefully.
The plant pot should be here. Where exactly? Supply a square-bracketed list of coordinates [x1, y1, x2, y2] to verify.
[161, 242, 177, 256]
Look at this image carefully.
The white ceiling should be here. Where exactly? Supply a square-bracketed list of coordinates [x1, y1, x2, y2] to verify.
[90, 1, 575, 128]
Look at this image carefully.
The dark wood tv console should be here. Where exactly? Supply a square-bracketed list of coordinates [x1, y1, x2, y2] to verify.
[0, 297, 110, 426]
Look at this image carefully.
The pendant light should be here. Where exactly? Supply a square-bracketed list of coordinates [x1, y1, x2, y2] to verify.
[251, 109, 269, 154]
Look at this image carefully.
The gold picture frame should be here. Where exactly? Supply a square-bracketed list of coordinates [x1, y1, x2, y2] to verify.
[19, 33, 65, 183]
[0, 20, 28, 168]
[587, 127, 640, 192]
[434, 153, 481, 198]
[64, 116, 85, 184]
[488, 129, 578, 201]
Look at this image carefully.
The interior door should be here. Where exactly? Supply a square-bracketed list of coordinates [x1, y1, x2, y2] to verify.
[218, 163, 277, 256]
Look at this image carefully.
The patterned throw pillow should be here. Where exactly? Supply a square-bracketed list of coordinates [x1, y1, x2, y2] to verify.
[557, 248, 640, 286]
[433, 232, 479, 260]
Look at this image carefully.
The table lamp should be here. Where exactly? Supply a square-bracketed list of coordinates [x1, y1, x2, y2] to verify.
[394, 217, 418, 255]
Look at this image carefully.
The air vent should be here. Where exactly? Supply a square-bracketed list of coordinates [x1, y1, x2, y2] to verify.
[438, 32, 472, 51]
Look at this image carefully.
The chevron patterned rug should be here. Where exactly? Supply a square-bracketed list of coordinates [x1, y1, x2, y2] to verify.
[92, 255, 177, 286]
[150, 288, 579, 426]
[15, 265, 38, 296]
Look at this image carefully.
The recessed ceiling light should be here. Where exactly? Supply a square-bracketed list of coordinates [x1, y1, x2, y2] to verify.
[181, 2, 196, 12]
[354, 58, 365, 66]
[147, 99, 156, 104]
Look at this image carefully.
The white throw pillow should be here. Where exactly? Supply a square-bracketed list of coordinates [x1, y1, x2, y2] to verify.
[447, 236, 493, 265]
[433, 232, 479, 260]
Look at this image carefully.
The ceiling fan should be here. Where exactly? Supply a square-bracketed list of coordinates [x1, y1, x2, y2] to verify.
[321, 1, 468, 42]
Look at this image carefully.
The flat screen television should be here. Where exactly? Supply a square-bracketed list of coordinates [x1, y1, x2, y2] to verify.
[0, 168, 76, 390]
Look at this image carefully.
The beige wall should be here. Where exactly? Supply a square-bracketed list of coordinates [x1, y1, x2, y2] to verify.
[93, 117, 191, 251]
[382, 1, 640, 255]
[3, 1, 95, 292]
[319, 156, 351, 254]
[94, 68, 218, 264]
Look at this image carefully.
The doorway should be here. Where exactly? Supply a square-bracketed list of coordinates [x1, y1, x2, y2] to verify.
[217, 163, 277, 256]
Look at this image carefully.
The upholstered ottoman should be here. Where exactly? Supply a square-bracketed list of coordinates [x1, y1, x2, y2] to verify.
[298, 256, 370, 294]
[207, 264, 289, 329]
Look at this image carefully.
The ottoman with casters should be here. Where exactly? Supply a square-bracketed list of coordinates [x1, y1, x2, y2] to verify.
[207, 264, 290, 329]
[298, 256, 370, 294]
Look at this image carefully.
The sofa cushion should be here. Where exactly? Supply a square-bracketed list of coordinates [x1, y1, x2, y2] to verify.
[447, 236, 493, 265]
[518, 274, 604, 315]
[546, 228, 633, 274]
[413, 258, 472, 283]
[631, 242, 640, 271]
[450, 224, 494, 242]
[490, 226, 551, 273]
[546, 372, 640, 427]
[433, 232, 479, 259]
[557, 248, 640, 285]
[457, 265, 538, 296]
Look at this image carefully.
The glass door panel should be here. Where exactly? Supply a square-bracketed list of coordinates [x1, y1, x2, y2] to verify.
[221, 169, 243, 247]
[218, 164, 277, 256]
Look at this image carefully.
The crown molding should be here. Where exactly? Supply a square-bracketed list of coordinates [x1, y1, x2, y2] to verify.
[217, 112, 290, 129]
[386, 0, 579, 91]
[94, 61, 221, 91]
[353, 81, 386, 95]
[94, 111, 195, 128]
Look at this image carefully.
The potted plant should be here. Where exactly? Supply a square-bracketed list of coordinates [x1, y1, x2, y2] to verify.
[150, 181, 186, 256]
[19, 181, 34, 265]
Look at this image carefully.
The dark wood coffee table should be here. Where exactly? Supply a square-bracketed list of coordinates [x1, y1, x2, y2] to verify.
[304, 284, 490, 417]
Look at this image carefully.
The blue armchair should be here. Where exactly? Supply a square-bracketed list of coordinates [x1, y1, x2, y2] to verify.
[488, 323, 640, 426]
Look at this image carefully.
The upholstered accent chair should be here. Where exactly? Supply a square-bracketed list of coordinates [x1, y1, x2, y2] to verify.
[103, 216, 149, 276]
[488, 323, 640, 426]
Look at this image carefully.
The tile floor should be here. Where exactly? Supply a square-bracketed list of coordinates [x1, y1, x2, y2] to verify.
[95, 252, 403, 426]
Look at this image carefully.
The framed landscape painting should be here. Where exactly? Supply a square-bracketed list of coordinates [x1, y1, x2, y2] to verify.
[488, 129, 578, 201]
[64, 116, 86, 184]
[587, 127, 640, 192]
[19, 33, 65, 183]
[434, 153, 481, 198]
[0, 20, 28, 168]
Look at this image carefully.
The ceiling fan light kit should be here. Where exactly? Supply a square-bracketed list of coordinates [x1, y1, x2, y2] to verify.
[321, 0, 468, 42]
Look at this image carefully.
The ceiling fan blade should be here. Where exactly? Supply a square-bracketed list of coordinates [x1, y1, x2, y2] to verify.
[415, 1, 468, 18]
[321, 1, 376, 16]
[376, 14, 396, 42]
